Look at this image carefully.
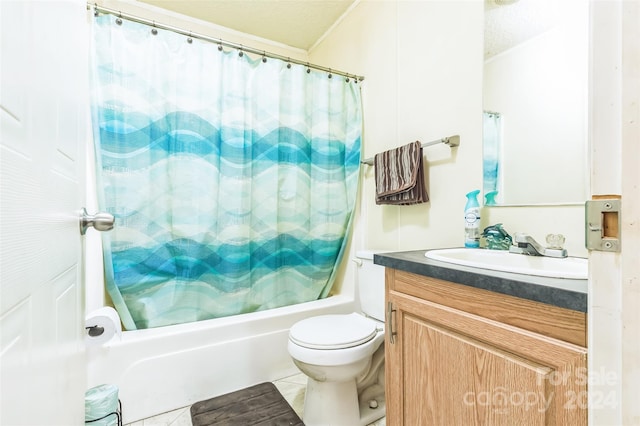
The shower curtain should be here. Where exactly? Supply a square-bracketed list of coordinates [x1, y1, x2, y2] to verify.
[90, 15, 362, 330]
[483, 111, 502, 203]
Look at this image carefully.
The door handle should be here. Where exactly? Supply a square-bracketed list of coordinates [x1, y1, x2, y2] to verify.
[386, 301, 397, 344]
[80, 208, 114, 235]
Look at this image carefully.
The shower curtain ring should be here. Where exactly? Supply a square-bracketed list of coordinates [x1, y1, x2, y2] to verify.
[115, 11, 122, 25]
[239, 46, 244, 57]
[286, 58, 291, 69]
[262, 51, 267, 63]
[187, 31, 193, 44]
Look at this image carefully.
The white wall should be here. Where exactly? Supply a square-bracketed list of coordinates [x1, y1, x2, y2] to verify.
[311, 0, 587, 257]
[311, 0, 482, 252]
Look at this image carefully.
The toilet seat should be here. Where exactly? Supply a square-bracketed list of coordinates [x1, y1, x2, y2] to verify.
[289, 313, 378, 350]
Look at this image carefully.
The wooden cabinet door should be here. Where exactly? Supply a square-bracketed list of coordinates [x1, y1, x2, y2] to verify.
[386, 291, 587, 426]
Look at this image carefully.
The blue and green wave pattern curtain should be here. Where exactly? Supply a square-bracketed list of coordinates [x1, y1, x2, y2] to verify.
[483, 111, 502, 203]
[90, 15, 362, 330]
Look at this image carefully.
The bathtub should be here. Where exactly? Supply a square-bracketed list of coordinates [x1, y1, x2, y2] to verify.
[86, 295, 355, 424]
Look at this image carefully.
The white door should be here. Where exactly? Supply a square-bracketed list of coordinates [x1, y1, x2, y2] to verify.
[0, 0, 89, 424]
[588, 1, 640, 425]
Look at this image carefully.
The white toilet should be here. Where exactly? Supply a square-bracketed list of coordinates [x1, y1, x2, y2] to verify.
[287, 250, 386, 426]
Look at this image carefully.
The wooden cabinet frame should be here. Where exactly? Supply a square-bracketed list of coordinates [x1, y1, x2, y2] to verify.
[385, 268, 587, 425]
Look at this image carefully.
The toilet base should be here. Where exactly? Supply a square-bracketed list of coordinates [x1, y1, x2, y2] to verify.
[302, 378, 386, 426]
[358, 382, 386, 425]
[303, 378, 359, 426]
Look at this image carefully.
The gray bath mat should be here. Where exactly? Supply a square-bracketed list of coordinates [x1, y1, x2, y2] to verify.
[190, 382, 304, 426]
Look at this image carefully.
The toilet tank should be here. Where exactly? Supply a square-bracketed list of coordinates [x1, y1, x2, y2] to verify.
[355, 250, 387, 322]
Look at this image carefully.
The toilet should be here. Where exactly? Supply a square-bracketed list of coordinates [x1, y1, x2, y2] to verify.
[287, 250, 386, 426]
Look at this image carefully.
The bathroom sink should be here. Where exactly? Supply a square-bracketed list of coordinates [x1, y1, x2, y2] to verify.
[424, 248, 587, 280]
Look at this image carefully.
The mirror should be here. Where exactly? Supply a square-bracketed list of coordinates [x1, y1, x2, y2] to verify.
[482, 0, 589, 206]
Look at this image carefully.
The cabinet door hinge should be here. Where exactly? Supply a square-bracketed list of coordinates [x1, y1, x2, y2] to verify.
[387, 301, 397, 344]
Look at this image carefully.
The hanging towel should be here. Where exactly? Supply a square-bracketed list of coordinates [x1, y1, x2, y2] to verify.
[374, 140, 429, 205]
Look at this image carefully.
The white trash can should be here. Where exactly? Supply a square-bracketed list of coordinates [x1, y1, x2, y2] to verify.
[85, 384, 121, 426]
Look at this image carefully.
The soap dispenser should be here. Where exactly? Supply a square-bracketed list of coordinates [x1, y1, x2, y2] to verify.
[464, 190, 481, 248]
[482, 223, 512, 250]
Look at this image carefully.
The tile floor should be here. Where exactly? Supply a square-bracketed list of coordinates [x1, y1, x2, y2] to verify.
[125, 372, 386, 426]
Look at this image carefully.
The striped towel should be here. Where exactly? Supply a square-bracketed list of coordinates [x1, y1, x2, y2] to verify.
[374, 141, 429, 205]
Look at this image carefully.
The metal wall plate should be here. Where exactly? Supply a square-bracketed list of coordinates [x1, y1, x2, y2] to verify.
[585, 199, 621, 252]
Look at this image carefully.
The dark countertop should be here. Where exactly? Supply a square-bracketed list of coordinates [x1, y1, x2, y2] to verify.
[374, 249, 587, 313]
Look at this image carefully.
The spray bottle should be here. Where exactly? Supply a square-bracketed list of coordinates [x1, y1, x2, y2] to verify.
[464, 190, 481, 248]
[484, 190, 498, 206]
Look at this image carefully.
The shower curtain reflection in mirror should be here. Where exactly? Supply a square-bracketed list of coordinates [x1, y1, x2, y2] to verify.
[483, 111, 502, 205]
[89, 15, 362, 330]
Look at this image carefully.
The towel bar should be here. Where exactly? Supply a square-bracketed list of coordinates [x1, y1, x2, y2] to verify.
[360, 135, 460, 166]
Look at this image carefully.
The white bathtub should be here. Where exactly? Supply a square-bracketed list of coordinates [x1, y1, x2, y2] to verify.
[87, 295, 355, 423]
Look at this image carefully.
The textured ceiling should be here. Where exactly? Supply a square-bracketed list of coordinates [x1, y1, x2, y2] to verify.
[484, 0, 558, 59]
[137, 0, 357, 50]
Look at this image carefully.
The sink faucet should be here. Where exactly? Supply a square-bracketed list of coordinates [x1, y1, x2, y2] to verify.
[509, 233, 568, 258]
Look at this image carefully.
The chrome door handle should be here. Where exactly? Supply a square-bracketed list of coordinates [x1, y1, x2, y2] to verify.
[80, 208, 114, 235]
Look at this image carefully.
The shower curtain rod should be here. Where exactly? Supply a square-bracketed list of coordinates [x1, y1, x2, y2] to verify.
[88, 3, 365, 82]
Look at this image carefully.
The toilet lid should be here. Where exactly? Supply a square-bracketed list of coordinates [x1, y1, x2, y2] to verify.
[289, 313, 378, 350]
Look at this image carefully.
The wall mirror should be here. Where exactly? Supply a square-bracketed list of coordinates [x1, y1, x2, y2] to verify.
[482, 0, 589, 206]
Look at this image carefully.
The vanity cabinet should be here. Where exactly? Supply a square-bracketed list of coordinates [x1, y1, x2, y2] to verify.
[384, 268, 587, 426]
